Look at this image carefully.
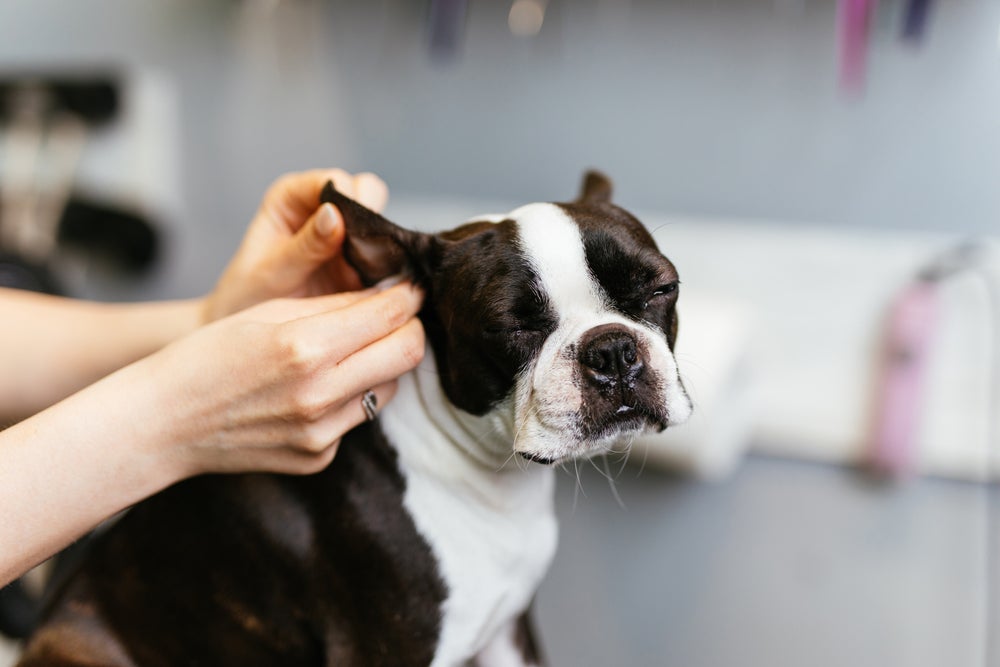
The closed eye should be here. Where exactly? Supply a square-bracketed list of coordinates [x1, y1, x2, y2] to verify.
[484, 325, 547, 337]
[642, 281, 679, 309]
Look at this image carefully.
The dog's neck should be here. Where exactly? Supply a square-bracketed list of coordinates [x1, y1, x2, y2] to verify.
[380, 346, 554, 506]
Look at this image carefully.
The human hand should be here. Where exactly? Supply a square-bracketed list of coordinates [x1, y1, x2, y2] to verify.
[202, 169, 390, 323]
[144, 282, 424, 477]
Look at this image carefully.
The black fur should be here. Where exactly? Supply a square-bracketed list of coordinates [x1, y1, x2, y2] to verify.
[18, 423, 446, 667]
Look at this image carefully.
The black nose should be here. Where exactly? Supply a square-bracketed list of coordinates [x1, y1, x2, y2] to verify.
[579, 326, 643, 387]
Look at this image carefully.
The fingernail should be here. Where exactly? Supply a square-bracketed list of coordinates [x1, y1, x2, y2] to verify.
[316, 204, 337, 236]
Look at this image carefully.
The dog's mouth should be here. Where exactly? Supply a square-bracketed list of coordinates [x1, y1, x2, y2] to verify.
[517, 451, 558, 465]
[583, 402, 668, 441]
[515, 406, 668, 466]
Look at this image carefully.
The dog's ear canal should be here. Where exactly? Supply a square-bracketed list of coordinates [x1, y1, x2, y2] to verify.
[576, 170, 614, 204]
[320, 181, 439, 287]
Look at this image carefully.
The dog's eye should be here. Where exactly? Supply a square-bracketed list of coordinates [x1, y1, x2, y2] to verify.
[642, 282, 678, 309]
[485, 326, 542, 338]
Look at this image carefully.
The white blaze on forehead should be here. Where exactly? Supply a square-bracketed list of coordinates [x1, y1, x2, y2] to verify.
[510, 203, 604, 318]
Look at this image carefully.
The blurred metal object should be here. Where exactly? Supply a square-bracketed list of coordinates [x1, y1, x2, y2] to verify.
[0, 82, 89, 264]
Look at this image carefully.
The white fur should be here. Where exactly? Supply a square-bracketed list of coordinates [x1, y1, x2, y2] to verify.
[380, 357, 558, 667]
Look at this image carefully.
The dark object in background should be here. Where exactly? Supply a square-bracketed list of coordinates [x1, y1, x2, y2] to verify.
[0, 251, 61, 294]
[58, 198, 159, 273]
[902, 0, 934, 41]
[1, 72, 157, 280]
[427, 0, 467, 62]
[0, 75, 119, 127]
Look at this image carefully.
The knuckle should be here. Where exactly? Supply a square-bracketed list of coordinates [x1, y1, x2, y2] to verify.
[288, 388, 327, 423]
[288, 378, 333, 418]
[398, 325, 427, 369]
[296, 423, 332, 453]
[328, 169, 352, 191]
[274, 327, 320, 373]
[376, 299, 410, 332]
[304, 444, 339, 473]
[271, 171, 298, 194]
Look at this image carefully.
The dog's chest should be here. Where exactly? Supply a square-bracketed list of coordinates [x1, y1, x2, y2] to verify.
[379, 376, 558, 666]
[407, 471, 556, 666]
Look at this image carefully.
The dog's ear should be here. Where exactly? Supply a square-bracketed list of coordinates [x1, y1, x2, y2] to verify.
[576, 170, 613, 204]
[320, 181, 438, 287]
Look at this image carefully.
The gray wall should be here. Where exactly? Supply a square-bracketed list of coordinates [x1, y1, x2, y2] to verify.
[1, 0, 997, 299]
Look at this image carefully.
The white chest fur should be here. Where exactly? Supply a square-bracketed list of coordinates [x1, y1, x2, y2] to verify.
[379, 357, 559, 667]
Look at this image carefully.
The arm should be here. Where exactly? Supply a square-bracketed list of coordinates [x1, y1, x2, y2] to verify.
[0, 167, 412, 587]
[0, 168, 387, 424]
[0, 284, 425, 588]
[0, 290, 203, 424]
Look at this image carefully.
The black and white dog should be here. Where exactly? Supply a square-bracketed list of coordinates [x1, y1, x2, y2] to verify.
[18, 171, 690, 667]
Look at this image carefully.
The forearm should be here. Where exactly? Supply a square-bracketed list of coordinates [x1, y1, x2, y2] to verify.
[0, 283, 426, 588]
[0, 288, 205, 423]
[0, 358, 184, 588]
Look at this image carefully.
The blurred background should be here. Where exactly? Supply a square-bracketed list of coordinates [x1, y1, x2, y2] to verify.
[0, 0, 998, 665]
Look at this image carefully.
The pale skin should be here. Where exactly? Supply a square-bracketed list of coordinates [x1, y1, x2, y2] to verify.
[0, 169, 426, 588]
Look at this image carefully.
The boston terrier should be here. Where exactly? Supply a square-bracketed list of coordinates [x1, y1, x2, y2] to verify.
[16, 171, 691, 667]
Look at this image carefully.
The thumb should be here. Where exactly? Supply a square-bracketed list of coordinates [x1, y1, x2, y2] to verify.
[277, 203, 346, 276]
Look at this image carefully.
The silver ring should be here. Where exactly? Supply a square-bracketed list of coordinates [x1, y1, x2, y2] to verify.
[361, 390, 378, 422]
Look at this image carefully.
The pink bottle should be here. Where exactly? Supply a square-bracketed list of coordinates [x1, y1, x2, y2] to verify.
[868, 280, 938, 476]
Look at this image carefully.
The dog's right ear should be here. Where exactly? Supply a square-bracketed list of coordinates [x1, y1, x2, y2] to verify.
[576, 170, 614, 204]
[320, 181, 438, 287]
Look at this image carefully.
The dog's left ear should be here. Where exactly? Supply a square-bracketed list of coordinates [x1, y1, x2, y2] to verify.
[576, 170, 614, 204]
[320, 181, 438, 287]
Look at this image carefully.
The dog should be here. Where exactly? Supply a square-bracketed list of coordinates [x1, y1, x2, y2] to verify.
[16, 171, 691, 667]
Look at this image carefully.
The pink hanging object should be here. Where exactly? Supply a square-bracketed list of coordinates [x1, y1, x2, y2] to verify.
[868, 281, 939, 476]
[839, 0, 875, 93]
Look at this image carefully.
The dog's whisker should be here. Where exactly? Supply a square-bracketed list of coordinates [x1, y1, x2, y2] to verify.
[570, 458, 587, 513]
[615, 444, 632, 479]
[588, 455, 626, 510]
[496, 449, 519, 473]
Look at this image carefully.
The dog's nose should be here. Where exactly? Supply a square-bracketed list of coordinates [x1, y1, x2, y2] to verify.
[578, 325, 644, 387]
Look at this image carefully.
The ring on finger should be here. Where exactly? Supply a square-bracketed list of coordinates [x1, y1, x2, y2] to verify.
[361, 389, 378, 422]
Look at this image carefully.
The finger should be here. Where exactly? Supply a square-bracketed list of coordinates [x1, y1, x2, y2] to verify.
[351, 172, 389, 213]
[329, 318, 426, 400]
[237, 288, 376, 324]
[236, 442, 341, 476]
[289, 282, 425, 362]
[263, 168, 353, 231]
[292, 380, 399, 457]
[291, 202, 346, 265]
[261, 202, 349, 295]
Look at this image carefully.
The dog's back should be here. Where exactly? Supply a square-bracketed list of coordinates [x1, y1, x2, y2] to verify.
[18, 422, 445, 667]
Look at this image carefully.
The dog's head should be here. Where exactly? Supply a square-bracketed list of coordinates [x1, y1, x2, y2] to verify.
[322, 171, 691, 465]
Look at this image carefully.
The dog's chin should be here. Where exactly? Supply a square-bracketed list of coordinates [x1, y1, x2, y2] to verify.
[516, 411, 667, 466]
